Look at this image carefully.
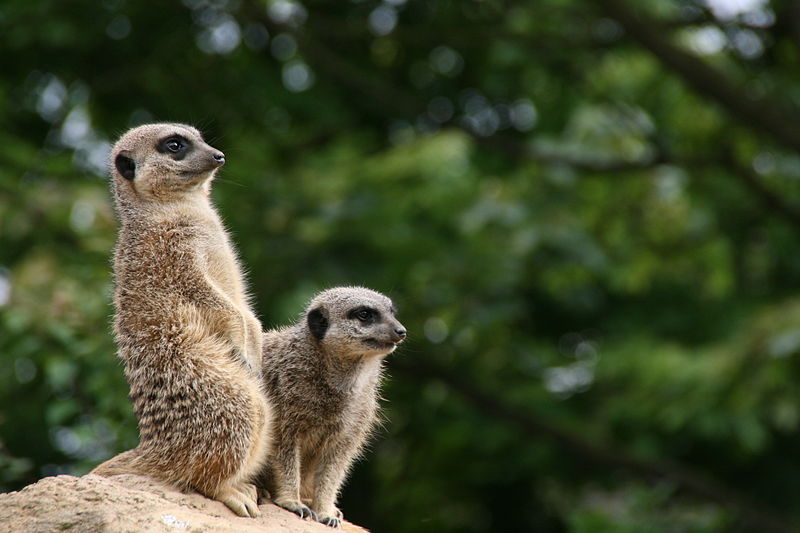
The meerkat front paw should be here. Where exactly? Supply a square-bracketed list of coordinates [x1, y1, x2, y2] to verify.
[275, 498, 317, 520]
[215, 482, 261, 518]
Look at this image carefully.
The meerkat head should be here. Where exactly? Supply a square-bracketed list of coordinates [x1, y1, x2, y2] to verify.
[109, 123, 225, 203]
[304, 286, 407, 358]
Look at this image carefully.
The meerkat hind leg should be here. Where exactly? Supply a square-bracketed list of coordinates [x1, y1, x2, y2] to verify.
[214, 481, 261, 518]
[235, 481, 259, 506]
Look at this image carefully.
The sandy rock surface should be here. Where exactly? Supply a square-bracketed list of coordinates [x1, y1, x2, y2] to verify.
[0, 474, 369, 533]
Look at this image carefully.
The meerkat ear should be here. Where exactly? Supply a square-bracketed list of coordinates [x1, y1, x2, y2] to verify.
[115, 153, 136, 180]
[307, 307, 329, 340]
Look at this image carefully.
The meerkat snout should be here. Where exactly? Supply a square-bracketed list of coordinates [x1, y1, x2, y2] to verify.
[391, 325, 407, 341]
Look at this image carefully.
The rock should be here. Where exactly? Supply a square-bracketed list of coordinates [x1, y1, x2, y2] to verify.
[0, 474, 369, 533]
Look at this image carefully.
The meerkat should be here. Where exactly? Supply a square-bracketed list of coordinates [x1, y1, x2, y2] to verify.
[90, 123, 272, 519]
[258, 286, 406, 528]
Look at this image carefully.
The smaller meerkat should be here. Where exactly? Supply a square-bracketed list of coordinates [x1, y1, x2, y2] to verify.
[259, 286, 406, 528]
[91, 123, 271, 518]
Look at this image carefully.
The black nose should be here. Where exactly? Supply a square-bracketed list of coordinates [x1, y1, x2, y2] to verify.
[395, 327, 407, 339]
[213, 152, 225, 165]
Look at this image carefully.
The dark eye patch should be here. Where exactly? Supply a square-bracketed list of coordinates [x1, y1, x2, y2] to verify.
[156, 134, 193, 160]
[348, 306, 379, 324]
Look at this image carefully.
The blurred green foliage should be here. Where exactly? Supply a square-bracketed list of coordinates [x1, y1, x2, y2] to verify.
[3, 0, 800, 531]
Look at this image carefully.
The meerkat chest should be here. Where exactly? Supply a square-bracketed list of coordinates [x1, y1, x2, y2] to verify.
[298, 397, 366, 440]
[200, 228, 246, 303]
[283, 380, 351, 425]
[318, 381, 377, 425]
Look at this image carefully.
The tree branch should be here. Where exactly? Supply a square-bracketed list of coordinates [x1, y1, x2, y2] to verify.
[783, 0, 800, 51]
[719, 152, 800, 228]
[391, 359, 794, 533]
[293, 33, 425, 118]
[254, 9, 800, 230]
[285, 26, 663, 173]
[596, 0, 800, 154]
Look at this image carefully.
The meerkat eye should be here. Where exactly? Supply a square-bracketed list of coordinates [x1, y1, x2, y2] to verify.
[348, 306, 378, 323]
[157, 135, 193, 158]
[165, 138, 183, 153]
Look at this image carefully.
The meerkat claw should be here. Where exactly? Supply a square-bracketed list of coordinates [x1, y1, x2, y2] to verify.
[319, 515, 342, 528]
[220, 497, 248, 518]
[277, 500, 316, 520]
[244, 499, 261, 518]
[218, 485, 261, 518]
[236, 482, 259, 505]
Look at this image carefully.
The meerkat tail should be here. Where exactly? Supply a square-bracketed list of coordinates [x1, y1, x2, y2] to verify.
[90, 448, 142, 476]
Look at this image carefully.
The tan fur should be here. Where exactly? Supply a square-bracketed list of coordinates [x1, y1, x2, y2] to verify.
[259, 287, 406, 527]
[90, 123, 272, 518]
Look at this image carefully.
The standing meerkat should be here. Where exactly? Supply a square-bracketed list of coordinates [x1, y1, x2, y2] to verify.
[90, 123, 272, 518]
[259, 286, 406, 528]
